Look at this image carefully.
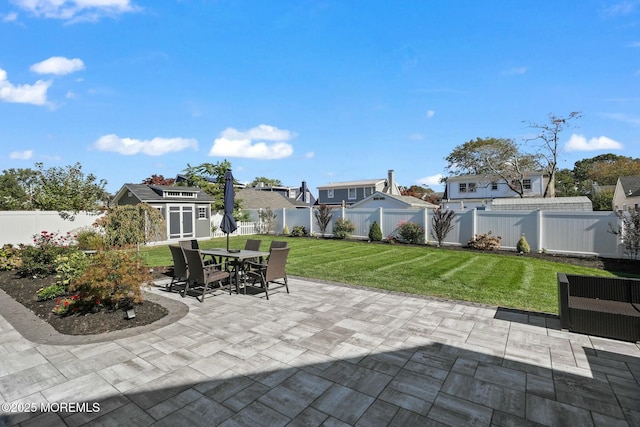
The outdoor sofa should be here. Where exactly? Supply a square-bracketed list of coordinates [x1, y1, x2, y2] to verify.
[558, 273, 640, 342]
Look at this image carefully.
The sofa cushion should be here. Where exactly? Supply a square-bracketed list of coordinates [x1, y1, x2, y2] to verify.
[569, 296, 640, 317]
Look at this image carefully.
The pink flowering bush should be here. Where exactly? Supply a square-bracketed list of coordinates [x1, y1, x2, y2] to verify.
[18, 231, 79, 278]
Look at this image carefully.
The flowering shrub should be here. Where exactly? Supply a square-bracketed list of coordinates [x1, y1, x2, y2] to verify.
[52, 295, 80, 315]
[397, 221, 424, 244]
[33, 231, 76, 248]
[18, 231, 77, 278]
[333, 218, 355, 239]
[68, 251, 150, 312]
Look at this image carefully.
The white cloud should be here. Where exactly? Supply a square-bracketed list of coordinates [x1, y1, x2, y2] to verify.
[0, 68, 51, 105]
[305, 151, 315, 159]
[30, 57, 85, 75]
[9, 149, 33, 159]
[565, 134, 623, 152]
[425, 110, 435, 119]
[11, 0, 137, 22]
[92, 134, 198, 156]
[602, 112, 640, 125]
[502, 67, 527, 75]
[417, 174, 444, 187]
[209, 124, 295, 159]
[3, 12, 18, 21]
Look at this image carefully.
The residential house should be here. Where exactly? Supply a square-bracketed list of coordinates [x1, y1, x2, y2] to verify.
[443, 172, 551, 210]
[317, 170, 401, 207]
[236, 189, 305, 210]
[613, 176, 640, 211]
[113, 184, 214, 240]
[249, 180, 316, 207]
[351, 191, 439, 210]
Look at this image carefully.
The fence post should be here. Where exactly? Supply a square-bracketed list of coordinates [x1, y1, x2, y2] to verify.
[537, 209, 543, 253]
[472, 208, 477, 237]
[423, 208, 429, 244]
[378, 207, 384, 237]
[281, 208, 287, 234]
[309, 207, 314, 235]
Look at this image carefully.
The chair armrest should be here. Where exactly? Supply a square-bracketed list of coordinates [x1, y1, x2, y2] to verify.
[244, 261, 266, 271]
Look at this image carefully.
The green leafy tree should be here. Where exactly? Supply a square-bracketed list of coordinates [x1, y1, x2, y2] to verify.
[96, 203, 166, 248]
[524, 112, 581, 197]
[0, 168, 39, 210]
[31, 162, 109, 215]
[553, 168, 581, 197]
[591, 188, 614, 211]
[249, 177, 283, 187]
[573, 153, 630, 192]
[178, 161, 244, 216]
[445, 137, 540, 197]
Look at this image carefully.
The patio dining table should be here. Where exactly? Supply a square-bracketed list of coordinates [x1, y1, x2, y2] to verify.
[200, 248, 269, 294]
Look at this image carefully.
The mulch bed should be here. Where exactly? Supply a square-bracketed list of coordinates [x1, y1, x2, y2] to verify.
[0, 269, 173, 336]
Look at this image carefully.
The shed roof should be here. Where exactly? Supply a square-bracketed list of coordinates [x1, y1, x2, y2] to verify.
[491, 196, 592, 211]
[114, 184, 214, 204]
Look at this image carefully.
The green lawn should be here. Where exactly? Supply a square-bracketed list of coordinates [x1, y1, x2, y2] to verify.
[140, 236, 622, 314]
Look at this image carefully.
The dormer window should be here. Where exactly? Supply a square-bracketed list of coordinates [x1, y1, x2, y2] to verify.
[163, 190, 196, 198]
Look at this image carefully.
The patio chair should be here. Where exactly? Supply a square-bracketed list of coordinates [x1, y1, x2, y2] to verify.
[182, 248, 231, 302]
[168, 245, 188, 293]
[244, 247, 290, 300]
[227, 239, 262, 272]
[179, 239, 217, 264]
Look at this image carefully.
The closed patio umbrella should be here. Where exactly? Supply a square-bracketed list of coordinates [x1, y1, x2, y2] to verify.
[220, 169, 237, 251]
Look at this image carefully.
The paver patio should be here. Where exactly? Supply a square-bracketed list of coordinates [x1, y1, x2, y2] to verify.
[0, 277, 638, 426]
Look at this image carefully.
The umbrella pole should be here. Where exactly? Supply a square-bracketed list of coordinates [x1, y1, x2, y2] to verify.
[226, 233, 230, 251]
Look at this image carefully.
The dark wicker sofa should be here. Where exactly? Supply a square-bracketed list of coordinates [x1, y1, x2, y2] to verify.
[557, 273, 640, 342]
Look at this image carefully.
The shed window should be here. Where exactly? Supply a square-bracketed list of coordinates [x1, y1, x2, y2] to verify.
[197, 206, 208, 219]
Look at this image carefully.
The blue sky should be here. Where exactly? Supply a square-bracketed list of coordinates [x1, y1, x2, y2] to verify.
[1, 1, 638, 195]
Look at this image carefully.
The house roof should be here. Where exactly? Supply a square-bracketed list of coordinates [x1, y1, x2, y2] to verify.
[114, 184, 214, 204]
[491, 196, 592, 211]
[619, 176, 640, 197]
[351, 191, 439, 209]
[317, 178, 384, 190]
[236, 189, 302, 210]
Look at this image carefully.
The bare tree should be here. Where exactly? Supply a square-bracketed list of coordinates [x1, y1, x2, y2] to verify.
[524, 112, 581, 197]
[314, 204, 333, 237]
[431, 209, 455, 247]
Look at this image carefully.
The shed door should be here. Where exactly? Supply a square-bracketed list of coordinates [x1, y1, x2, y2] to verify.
[169, 205, 194, 239]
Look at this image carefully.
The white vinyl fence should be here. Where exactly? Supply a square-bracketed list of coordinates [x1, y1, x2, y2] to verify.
[1, 208, 627, 259]
[246, 207, 626, 259]
[0, 211, 105, 246]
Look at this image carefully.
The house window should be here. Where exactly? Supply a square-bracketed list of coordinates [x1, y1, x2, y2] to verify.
[468, 183, 477, 193]
[164, 191, 196, 198]
[327, 189, 334, 199]
[197, 206, 208, 219]
[459, 183, 467, 193]
[491, 182, 498, 191]
[364, 187, 374, 197]
[348, 188, 357, 200]
[523, 179, 532, 190]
